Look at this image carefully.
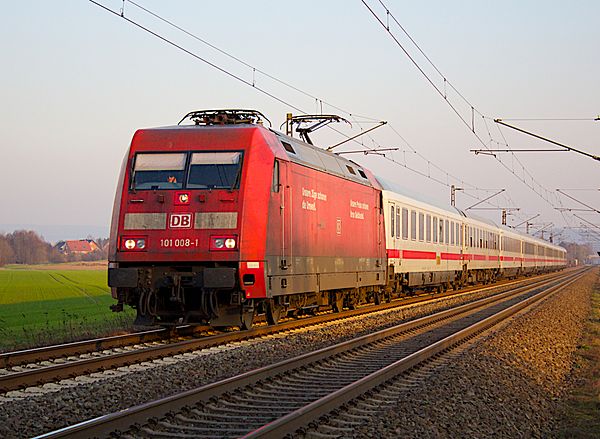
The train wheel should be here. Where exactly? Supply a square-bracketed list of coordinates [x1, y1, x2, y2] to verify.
[374, 291, 382, 305]
[240, 308, 254, 330]
[266, 300, 283, 325]
[332, 293, 344, 313]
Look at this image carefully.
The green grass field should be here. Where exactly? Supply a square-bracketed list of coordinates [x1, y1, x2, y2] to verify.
[0, 268, 135, 351]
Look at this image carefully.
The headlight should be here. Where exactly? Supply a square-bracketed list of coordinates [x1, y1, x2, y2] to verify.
[210, 235, 238, 251]
[121, 236, 147, 251]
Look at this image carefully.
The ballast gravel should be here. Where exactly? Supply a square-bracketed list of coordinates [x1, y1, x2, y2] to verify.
[0, 272, 592, 438]
[348, 269, 596, 439]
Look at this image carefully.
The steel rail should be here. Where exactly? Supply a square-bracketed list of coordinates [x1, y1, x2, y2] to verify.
[0, 326, 204, 369]
[32, 268, 585, 439]
[0, 269, 568, 369]
[245, 268, 589, 438]
[0, 270, 569, 393]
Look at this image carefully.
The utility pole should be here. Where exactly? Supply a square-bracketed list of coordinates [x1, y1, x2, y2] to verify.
[451, 185, 462, 207]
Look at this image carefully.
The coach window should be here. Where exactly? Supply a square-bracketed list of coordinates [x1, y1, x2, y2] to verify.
[445, 220, 450, 245]
[433, 217, 438, 243]
[479, 229, 483, 249]
[419, 213, 424, 241]
[439, 218, 444, 244]
[456, 223, 461, 246]
[450, 221, 455, 245]
[396, 208, 401, 238]
[272, 160, 279, 192]
[132, 153, 186, 190]
[402, 208, 409, 239]
[390, 206, 395, 238]
[469, 227, 473, 247]
[426, 214, 432, 242]
[411, 210, 417, 240]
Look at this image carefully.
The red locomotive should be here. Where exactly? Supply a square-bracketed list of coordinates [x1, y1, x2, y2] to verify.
[108, 109, 566, 328]
[108, 110, 385, 328]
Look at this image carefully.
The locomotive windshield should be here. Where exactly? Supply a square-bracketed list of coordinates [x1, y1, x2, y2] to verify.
[131, 151, 242, 190]
[132, 153, 186, 190]
[188, 152, 242, 189]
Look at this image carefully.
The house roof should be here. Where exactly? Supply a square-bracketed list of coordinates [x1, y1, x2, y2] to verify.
[65, 240, 96, 252]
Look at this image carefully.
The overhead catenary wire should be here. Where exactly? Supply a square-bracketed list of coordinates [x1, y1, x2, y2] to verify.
[125, 0, 379, 123]
[361, 0, 565, 210]
[362, 0, 597, 243]
[89, 0, 515, 211]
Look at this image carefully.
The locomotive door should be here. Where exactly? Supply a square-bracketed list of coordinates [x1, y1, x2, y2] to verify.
[279, 160, 292, 270]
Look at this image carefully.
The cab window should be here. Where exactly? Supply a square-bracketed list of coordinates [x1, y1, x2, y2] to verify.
[132, 153, 186, 190]
[188, 152, 242, 189]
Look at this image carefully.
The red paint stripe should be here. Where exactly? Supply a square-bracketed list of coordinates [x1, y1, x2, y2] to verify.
[402, 250, 437, 260]
[441, 252, 461, 260]
[386, 249, 400, 258]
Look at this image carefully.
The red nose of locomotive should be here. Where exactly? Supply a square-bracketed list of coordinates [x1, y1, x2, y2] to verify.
[116, 150, 242, 265]
[108, 111, 273, 327]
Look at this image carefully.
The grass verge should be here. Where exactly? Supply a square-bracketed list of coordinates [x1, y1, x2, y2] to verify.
[0, 268, 135, 352]
[556, 270, 600, 438]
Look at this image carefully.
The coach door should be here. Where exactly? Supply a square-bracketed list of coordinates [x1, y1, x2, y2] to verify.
[387, 201, 399, 266]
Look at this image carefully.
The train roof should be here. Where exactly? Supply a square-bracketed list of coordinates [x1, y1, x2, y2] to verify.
[377, 177, 564, 251]
[134, 121, 380, 189]
[268, 129, 379, 189]
[377, 177, 465, 217]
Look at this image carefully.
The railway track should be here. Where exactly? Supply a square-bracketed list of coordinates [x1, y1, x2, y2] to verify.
[34, 267, 587, 439]
[0, 271, 570, 394]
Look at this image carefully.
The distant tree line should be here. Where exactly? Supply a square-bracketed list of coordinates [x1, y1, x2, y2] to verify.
[558, 241, 593, 264]
[0, 231, 108, 266]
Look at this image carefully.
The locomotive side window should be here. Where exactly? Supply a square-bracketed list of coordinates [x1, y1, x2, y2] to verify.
[132, 153, 186, 190]
[358, 169, 367, 179]
[402, 208, 409, 239]
[410, 210, 417, 240]
[282, 141, 296, 154]
[272, 160, 280, 193]
[188, 152, 242, 189]
[346, 165, 356, 175]
[396, 208, 401, 238]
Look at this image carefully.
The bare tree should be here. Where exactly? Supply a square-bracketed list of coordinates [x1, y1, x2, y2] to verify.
[0, 234, 16, 266]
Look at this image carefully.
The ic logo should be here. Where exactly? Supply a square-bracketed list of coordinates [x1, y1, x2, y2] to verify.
[169, 213, 192, 229]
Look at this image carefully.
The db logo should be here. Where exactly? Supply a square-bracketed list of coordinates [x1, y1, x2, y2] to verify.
[169, 213, 192, 229]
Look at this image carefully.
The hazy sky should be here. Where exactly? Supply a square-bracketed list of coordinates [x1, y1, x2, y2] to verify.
[1, 1, 598, 245]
